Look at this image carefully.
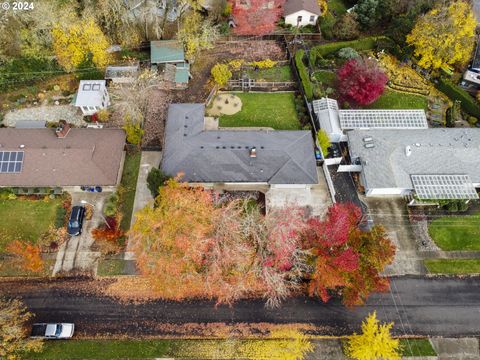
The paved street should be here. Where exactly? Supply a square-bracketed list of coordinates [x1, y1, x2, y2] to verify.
[0, 276, 479, 337]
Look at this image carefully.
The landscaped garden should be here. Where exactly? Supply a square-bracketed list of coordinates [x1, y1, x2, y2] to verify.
[428, 212, 480, 251]
[215, 92, 301, 130]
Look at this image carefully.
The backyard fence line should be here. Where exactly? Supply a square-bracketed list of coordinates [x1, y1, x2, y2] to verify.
[217, 33, 322, 42]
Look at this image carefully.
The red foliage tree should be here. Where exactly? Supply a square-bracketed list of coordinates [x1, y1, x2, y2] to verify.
[6, 240, 44, 273]
[231, 0, 285, 35]
[303, 203, 395, 306]
[337, 57, 388, 106]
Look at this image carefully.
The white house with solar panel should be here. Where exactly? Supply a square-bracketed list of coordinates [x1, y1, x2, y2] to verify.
[345, 128, 480, 200]
[312, 98, 428, 142]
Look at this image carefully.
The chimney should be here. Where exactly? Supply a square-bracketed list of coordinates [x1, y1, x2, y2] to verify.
[55, 120, 71, 138]
[250, 147, 257, 158]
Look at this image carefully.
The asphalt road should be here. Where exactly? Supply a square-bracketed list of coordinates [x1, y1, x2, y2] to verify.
[1, 276, 479, 337]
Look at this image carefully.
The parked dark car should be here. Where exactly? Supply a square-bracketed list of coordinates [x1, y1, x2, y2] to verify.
[67, 206, 85, 236]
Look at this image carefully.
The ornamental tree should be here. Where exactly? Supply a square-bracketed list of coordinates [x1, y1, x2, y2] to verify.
[303, 203, 395, 306]
[211, 63, 232, 86]
[0, 298, 43, 360]
[51, 18, 110, 72]
[6, 241, 43, 273]
[230, 0, 285, 35]
[345, 311, 401, 360]
[406, 1, 476, 70]
[337, 57, 388, 106]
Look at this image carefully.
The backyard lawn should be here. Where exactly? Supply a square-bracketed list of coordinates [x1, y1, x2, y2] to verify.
[428, 213, 480, 251]
[0, 198, 63, 253]
[424, 259, 480, 274]
[367, 89, 428, 110]
[219, 92, 301, 130]
[118, 149, 141, 232]
[246, 65, 292, 82]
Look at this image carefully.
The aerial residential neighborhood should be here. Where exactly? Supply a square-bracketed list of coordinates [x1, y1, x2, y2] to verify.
[1, 0, 480, 359]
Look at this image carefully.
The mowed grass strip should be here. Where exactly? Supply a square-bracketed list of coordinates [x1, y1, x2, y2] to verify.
[400, 338, 436, 357]
[0, 198, 62, 253]
[119, 149, 141, 232]
[367, 89, 428, 110]
[428, 213, 480, 251]
[246, 65, 292, 82]
[424, 259, 480, 274]
[219, 92, 301, 130]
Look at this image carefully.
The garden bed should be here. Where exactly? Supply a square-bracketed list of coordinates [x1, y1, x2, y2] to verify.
[217, 92, 301, 130]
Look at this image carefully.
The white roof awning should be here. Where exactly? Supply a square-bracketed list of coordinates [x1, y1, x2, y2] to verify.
[411, 174, 479, 200]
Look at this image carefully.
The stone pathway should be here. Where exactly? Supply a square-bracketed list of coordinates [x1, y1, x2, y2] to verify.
[52, 192, 109, 275]
[4, 105, 85, 127]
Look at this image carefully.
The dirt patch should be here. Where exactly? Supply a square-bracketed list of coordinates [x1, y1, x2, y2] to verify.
[207, 94, 242, 116]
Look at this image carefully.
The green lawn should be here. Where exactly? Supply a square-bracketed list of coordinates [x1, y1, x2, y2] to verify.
[367, 89, 428, 110]
[219, 92, 301, 130]
[313, 70, 336, 86]
[425, 259, 480, 274]
[428, 213, 480, 251]
[118, 150, 141, 232]
[400, 339, 436, 357]
[97, 259, 129, 276]
[0, 198, 62, 253]
[246, 65, 292, 82]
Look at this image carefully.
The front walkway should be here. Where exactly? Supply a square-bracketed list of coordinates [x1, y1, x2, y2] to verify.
[125, 151, 162, 255]
[4, 105, 85, 127]
[52, 192, 110, 276]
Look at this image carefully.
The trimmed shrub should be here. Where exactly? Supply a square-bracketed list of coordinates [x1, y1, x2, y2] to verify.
[295, 50, 313, 100]
[310, 36, 386, 58]
[103, 193, 119, 217]
[320, 12, 336, 40]
[147, 167, 171, 198]
[436, 77, 480, 118]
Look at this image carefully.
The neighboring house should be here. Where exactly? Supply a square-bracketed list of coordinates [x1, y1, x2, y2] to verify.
[284, 0, 321, 26]
[150, 40, 190, 88]
[105, 64, 140, 84]
[344, 128, 480, 200]
[0, 122, 125, 191]
[161, 104, 318, 190]
[74, 80, 110, 116]
[312, 98, 428, 142]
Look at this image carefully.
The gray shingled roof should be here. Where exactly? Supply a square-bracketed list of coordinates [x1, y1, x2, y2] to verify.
[161, 104, 318, 184]
[347, 128, 480, 190]
[284, 0, 321, 16]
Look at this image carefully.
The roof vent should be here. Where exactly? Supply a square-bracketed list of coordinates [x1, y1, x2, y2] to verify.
[250, 147, 257, 158]
[19, 144, 25, 149]
[405, 145, 412, 157]
[415, 143, 421, 147]
[364, 143, 375, 149]
[363, 137, 373, 142]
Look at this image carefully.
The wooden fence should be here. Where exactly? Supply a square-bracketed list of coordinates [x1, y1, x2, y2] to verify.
[227, 79, 296, 91]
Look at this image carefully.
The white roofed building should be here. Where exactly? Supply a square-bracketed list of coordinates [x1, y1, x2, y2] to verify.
[74, 80, 110, 116]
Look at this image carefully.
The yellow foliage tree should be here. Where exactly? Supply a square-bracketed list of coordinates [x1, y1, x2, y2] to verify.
[406, 1, 476, 70]
[52, 18, 110, 72]
[0, 298, 43, 360]
[345, 311, 401, 360]
[211, 63, 232, 86]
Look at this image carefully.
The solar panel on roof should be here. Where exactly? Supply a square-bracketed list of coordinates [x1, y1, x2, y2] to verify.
[411, 174, 478, 200]
[0, 151, 24, 174]
[339, 110, 428, 129]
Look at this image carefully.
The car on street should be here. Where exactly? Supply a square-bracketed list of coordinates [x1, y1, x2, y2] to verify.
[31, 323, 75, 339]
[67, 206, 85, 236]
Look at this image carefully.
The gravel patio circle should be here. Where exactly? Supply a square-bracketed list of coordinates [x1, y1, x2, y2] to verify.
[208, 94, 242, 116]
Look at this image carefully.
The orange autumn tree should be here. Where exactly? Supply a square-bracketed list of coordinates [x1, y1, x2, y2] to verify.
[129, 179, 308, 306]
[7, 241, 44, 273]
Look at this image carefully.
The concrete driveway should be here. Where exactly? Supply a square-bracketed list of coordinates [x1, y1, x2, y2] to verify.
[52, 192, 110, 275]
[362, 196, 425, 275]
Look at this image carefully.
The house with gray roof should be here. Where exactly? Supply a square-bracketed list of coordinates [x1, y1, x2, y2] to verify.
[284, 0, 321, 27]
[161, 104, 318, 190]
[345, 128, 480, 199]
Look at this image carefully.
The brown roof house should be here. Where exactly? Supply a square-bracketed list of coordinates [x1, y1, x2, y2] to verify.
[284, 0, 321, 26]
[0, 122, 125, 191]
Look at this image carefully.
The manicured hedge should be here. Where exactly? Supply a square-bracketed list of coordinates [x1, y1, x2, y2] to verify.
[295, 50, 313, 100]
[436, 77, 480, 118]
[309, 36, 389, 62]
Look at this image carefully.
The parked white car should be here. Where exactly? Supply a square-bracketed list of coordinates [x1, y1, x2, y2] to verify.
[31, 323, 75, 339]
